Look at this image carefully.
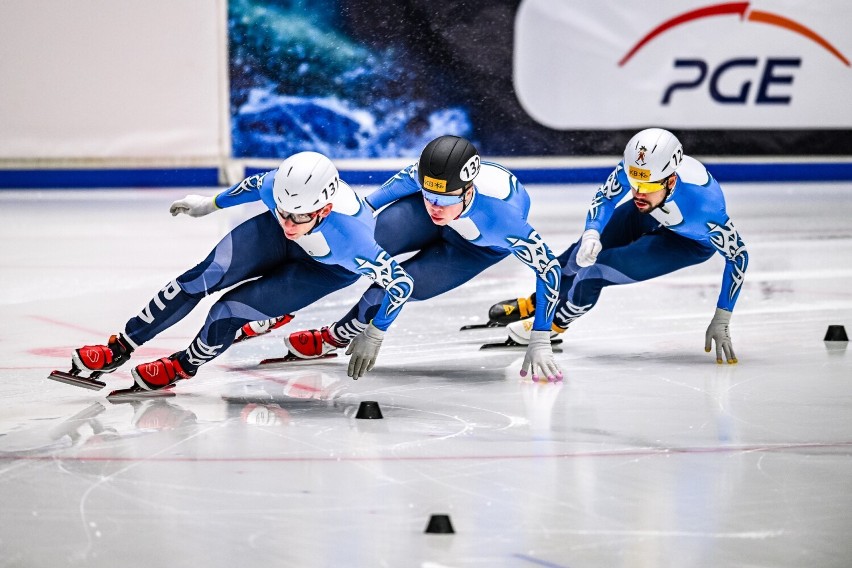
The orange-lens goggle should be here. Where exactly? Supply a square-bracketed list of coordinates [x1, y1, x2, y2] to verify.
[627, 177, 668, 194]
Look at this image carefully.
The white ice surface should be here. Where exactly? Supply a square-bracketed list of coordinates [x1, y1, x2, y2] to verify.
[0, 183, 851, 567]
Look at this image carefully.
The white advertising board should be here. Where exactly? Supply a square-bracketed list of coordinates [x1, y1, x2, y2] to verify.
[514, 0, 852, 129]
[0, 0, 227, 163]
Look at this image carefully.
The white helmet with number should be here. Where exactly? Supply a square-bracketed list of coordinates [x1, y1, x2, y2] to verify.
[623, 128, 683, 183]
[273, 151, 340, 212]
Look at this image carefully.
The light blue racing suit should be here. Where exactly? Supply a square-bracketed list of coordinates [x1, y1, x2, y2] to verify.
[551, 155, 748, 330]
[329, 161, 561, 342]
[122, 170, 413, 372]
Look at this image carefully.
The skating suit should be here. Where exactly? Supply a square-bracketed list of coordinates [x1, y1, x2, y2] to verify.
[122, 169, 413, 371]
[552, 155, 748, 330]
[329, 161, 561, 342]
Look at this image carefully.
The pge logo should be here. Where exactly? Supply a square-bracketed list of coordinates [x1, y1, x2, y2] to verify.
[619, 2, 850, 105]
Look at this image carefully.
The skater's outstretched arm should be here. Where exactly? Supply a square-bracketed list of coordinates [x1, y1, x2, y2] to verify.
[704, 216, 748, 364]
[326, 217, 415, 379]
[170, 170, 275, 217]
[170, 194, 220, 217]
[505, 225, 563, 382]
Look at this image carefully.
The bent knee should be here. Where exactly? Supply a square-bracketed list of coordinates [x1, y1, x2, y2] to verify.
[178, 262, 228, 298]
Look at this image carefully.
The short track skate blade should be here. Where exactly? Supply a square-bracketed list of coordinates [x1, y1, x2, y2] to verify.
[107, 386, 175, 401]
[459, 321, 506, 331]
[259, 353, 338, 365]
[47, 370, 106, 390]
[479, 338, 563, 350]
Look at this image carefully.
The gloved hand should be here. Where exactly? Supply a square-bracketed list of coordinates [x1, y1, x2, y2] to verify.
[346, 323, 385, 379]
[169, 195, 219, 217]
[705, 308, 737, 364]
[521, 330, 563, 382]
[575, 229, 602, 267]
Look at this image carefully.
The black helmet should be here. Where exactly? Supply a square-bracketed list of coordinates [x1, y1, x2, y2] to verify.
[417, 135, 481, 194]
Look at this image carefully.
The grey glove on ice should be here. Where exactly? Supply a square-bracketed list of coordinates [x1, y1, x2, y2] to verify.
[522, 330, 563, 382]
[346, 323, 385, 379]
[705, 308, 737, 364]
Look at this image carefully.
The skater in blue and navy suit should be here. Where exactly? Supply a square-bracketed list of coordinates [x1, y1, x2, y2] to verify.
[66, 152, 413, 391]
[279, 135, 564, 382]
[491, 128, 748, 365]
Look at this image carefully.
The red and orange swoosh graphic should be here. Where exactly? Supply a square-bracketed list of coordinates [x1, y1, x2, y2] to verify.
[619, 2, 849, 67]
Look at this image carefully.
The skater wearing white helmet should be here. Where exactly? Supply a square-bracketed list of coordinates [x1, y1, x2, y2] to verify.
[53, 151, 413, 395]
[488, 128, 748, 365]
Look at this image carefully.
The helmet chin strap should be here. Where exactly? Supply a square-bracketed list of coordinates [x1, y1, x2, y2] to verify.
[305, 213, 325, 235]
[658, 175, 677, 213]
[637, 176, 676, 215]
[454, 185, 475, 220]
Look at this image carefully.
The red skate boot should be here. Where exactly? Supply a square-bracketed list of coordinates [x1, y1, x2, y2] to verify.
[234, 314, 294, 343]
[284, 327, 347, 359]
[131, 353, 195, 391]
[49, 334, 136, 390]
[71, 334, 135, 378]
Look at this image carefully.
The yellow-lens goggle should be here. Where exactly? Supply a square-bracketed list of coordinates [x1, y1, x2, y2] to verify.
[628, 177, 668, 194]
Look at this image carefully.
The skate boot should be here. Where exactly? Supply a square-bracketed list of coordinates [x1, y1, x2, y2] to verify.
[131, 353, 195, 391]
[234, 314, 294, 343]
[506, 318, 560, 346]
[71, 334, 135, 379]
[284, 327, 347, 359]
[488, 296, 536, 326]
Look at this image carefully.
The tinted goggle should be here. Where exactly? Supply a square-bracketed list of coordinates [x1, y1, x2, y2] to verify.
[628, 176, 669, 194]
[421, 188, 466, 207]
[276, 208, 320, 224]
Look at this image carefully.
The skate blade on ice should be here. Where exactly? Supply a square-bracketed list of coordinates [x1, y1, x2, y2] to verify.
[480, 338, 563, 350]
[459, 321, 506, 331]
[107, 385, 176, 401]
[259, 353, 338, 365]
[47, 370, 106, 390]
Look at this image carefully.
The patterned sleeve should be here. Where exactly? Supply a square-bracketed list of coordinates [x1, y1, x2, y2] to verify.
[364, 165, 421, 211]
[351, 247, 415, 331]
[505, 227, 561, 331]
[585, 164, 629, 233]
[214, 171, 270, 209]
[706, 217, 748, 311]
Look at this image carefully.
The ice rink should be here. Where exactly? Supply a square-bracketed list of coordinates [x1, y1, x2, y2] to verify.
[1, 181, 851, 567]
